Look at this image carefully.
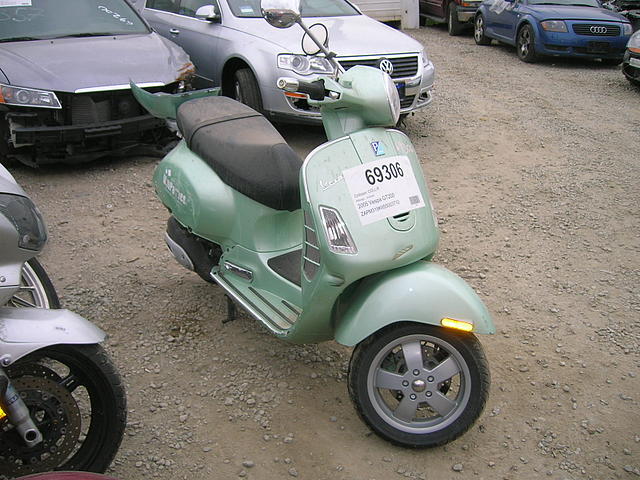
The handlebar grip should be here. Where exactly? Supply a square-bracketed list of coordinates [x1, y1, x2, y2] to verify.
[296, 80, 326, 101]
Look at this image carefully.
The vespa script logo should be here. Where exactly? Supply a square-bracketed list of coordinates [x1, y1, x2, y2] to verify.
[377, 58, 394, 75]
[590, 25, 608, 34]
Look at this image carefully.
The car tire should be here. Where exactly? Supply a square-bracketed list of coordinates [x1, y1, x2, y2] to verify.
[447, 3, 464, 36]
[233, 68, 264, 115]
[516, 24, 538, 63]
[474, 15, 492, 45]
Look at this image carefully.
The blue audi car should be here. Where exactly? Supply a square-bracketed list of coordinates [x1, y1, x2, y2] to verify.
[473, 0, 633, 63]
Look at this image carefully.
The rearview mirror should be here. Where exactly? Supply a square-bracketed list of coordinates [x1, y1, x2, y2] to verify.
[195, 4, 220, 21]
[261, 0, 301, 28]
[301, 23, 328, 55]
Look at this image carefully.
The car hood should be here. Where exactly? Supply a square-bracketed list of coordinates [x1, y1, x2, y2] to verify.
[0, 33, 191, 93]
[227, 15, 423, 56]
[527, 4, 629, 21]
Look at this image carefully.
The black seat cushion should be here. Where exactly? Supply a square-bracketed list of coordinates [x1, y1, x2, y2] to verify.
[177, 96, 302, 211]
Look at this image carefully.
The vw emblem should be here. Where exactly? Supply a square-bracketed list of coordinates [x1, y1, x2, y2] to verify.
[378, 58, 394, 75]
[590, 25, 608, 34]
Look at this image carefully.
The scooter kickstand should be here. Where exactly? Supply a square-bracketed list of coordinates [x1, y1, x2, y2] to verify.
[223, 295, 237, 324]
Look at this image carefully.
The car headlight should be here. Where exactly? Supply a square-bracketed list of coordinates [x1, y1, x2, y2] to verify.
[420, 48, 430, 66]
[277, 54, 335, 76]
[540, 20, 567, 32]
[627, 29, 640, 49]
[0, 194, 47, 251]
[0, 83, 61, 109]
[623, 23, 633, 36]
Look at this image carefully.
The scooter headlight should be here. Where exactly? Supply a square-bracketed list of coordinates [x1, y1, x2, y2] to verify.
[0, 194, 47, 251]
[319, 206, 357, 254]
[383, 73, 401, 125]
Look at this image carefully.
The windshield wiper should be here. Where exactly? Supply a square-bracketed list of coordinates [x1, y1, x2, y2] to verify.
[0, 36, 46, 43]
[568, 3, 597, 5]
[57, 32, 120, 38]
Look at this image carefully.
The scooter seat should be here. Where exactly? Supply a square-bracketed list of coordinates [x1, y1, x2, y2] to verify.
[177, 96, 302, 211]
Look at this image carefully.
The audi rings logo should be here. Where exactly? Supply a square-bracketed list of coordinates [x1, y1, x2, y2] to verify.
[378, 58, 394, 75]
[590, 25, 608, 34]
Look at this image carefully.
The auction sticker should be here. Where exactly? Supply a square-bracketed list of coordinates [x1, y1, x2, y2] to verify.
[343, 155, 425, 226]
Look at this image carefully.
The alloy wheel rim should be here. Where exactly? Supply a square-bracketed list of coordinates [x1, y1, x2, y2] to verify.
[366, 334, 472, 434]
[520, 30, 530, 56]
[475, 18, 484, 41]
[9, 262, 51, 308]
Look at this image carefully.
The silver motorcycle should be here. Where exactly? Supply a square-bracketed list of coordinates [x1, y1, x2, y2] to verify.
[0, 164, 126, 478]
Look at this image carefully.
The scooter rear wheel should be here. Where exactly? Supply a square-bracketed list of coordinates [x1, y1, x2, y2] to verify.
[348, 322, 489, 448]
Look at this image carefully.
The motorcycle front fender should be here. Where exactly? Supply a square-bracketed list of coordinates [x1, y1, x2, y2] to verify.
[0, 307, 106, 365]
[334, 262, 495, 347]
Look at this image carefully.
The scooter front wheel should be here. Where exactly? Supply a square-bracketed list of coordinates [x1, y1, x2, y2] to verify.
[348, 323, 489, 448]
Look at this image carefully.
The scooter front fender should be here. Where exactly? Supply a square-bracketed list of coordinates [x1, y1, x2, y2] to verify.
[0, 307, 106, 365]
[334, 262, 495, 347]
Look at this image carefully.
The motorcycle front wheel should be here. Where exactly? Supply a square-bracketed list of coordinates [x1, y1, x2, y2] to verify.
[348, 323, 489, 448]
[0, 344, 126, 478]
[8, 258, 60, 309]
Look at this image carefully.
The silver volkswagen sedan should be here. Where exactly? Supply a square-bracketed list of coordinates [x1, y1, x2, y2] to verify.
[132, 0, 435, 123]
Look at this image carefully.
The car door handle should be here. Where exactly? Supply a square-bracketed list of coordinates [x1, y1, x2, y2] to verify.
[169, 28, 180, 35]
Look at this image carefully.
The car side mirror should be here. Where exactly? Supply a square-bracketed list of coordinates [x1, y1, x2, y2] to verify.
[195, 4, 220, 21]
[261, 0, 301, 28]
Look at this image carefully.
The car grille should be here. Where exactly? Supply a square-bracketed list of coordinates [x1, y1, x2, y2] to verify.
[57, 85, 175, 126]
[572, 24, 621, 36]
[338, 55, 419, 79]
[400, 95, 415, 109]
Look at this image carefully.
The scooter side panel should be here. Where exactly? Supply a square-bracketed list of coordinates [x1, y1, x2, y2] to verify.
[153, 141, 301, 252]
[0, 307, 106, 364]
[333, 262, 495, 347]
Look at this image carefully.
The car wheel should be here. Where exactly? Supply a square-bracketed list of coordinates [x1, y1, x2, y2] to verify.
[233, 68, 264, 115]
[447, 3, 464, 36]
[474, 15, 492, 45]
[516, 24, 538, 63]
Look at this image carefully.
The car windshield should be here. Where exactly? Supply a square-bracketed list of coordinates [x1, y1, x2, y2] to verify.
[0, 0, 149, 42]
[528, 0, 601, 6]
[227, 0, 359, 18]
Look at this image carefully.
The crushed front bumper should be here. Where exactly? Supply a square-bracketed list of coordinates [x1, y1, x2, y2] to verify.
[8, 113, 164, 147]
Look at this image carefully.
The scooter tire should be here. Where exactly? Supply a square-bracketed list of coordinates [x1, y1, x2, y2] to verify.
[0, 344, 126, 477]
[348, 322, 490, 448]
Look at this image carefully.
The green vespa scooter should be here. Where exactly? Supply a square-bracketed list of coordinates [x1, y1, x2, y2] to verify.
[132, 0, 494, 448]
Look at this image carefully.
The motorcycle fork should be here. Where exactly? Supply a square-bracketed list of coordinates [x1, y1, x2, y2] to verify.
[0, 366, 43, 447]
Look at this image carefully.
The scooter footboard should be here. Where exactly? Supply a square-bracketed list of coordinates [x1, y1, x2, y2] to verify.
[0, 307, 105, 365]
[334, 262, 495, 346]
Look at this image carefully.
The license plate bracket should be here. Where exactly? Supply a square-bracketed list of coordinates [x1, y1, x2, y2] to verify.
[587, 41, 610, 54]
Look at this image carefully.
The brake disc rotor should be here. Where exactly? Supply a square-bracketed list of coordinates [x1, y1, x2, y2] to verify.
[0, 373, 82, 477]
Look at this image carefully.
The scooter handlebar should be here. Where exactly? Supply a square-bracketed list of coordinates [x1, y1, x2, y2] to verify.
[276, 77, 326, 101]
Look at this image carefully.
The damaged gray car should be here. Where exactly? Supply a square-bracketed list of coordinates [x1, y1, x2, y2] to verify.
[0, 0, 195, 166]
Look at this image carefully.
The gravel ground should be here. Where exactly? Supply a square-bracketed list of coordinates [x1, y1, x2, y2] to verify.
[7, 24, 640, 480]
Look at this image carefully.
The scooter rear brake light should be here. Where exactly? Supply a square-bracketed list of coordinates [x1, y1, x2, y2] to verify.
[441, 318, 473, 332]
[319, 206, 357, 255]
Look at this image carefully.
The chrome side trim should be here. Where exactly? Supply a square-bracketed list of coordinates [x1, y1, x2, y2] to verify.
[211, 272, 284, 334]
[75, 82, 165, 93]
[224, 261, 253, 281]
